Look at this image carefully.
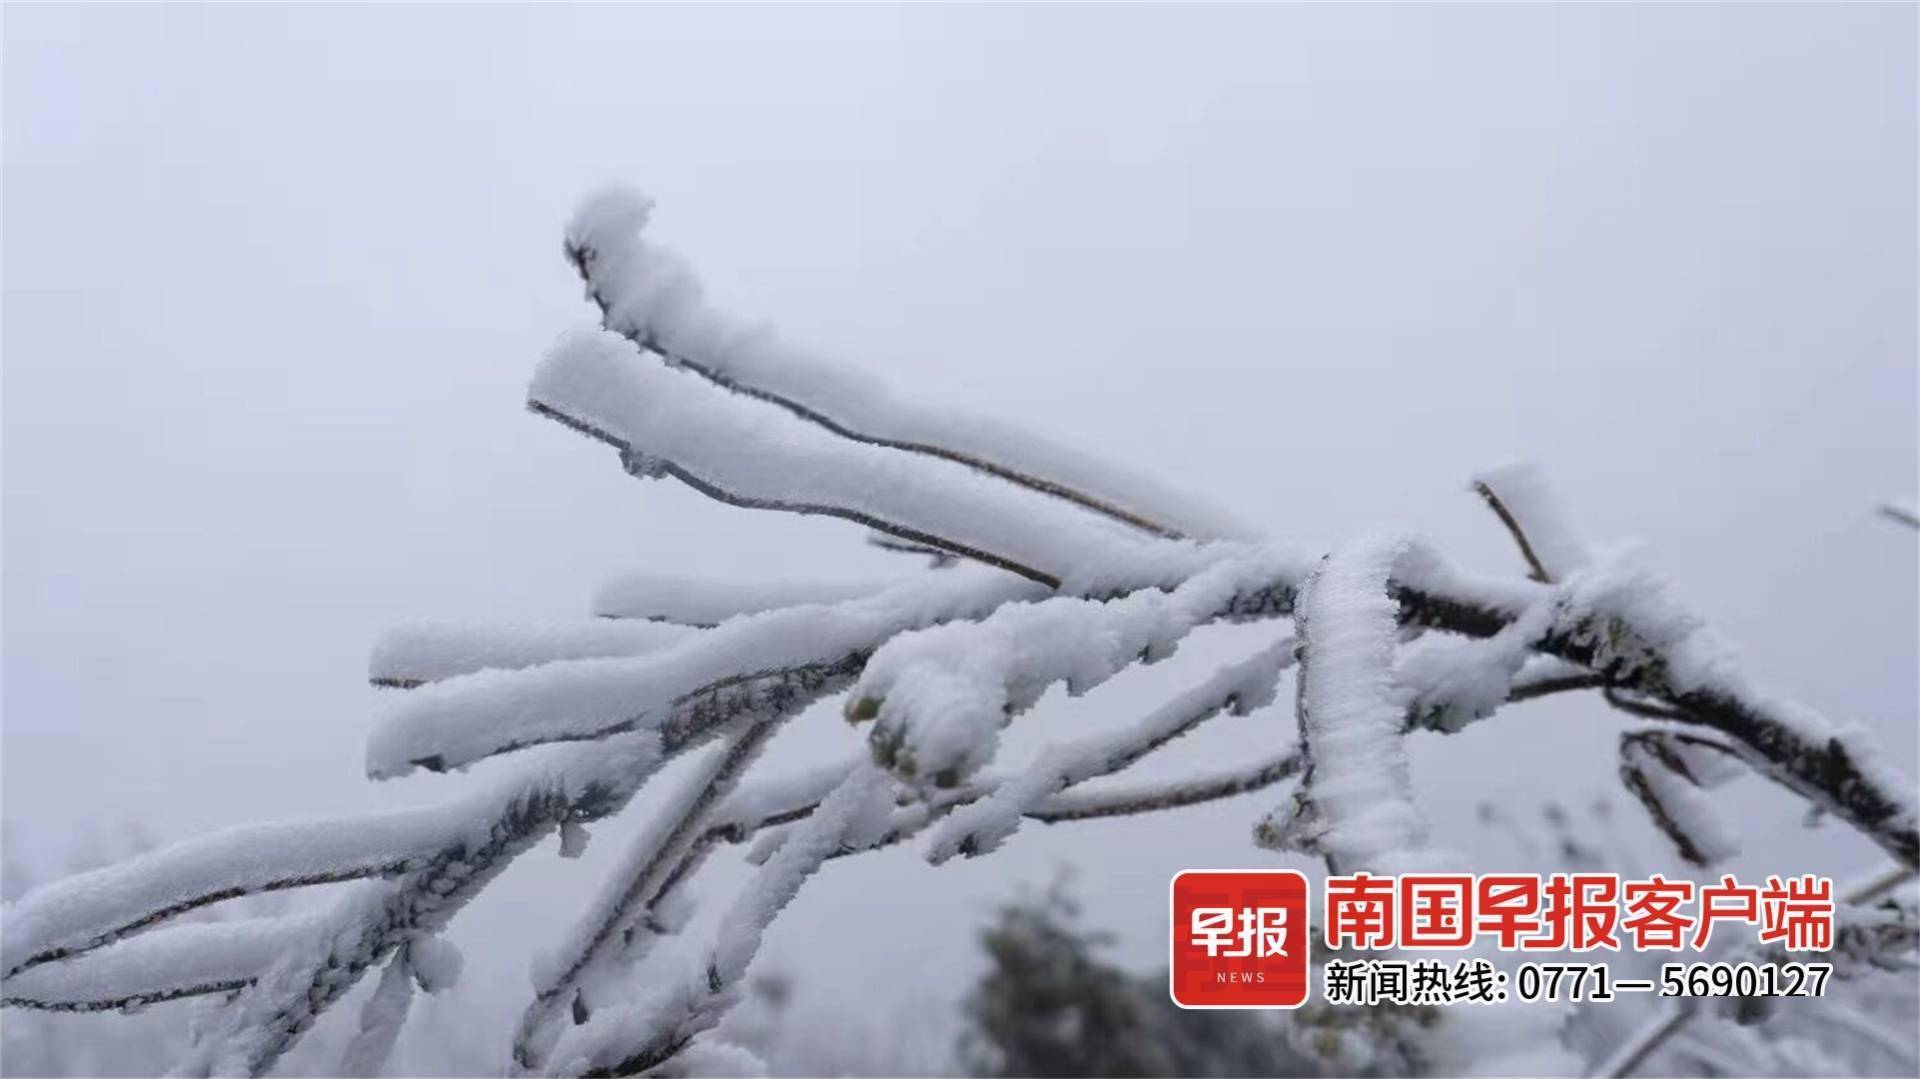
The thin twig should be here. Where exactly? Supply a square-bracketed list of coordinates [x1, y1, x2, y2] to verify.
[1473, 479, 1552, 582]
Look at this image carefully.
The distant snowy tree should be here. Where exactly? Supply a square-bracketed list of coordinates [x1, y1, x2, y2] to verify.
[3, 186, 1914, 1077]
[961, 879, 1316, 1078]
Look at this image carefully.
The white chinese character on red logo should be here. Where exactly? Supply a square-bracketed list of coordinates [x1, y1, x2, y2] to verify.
[1191, 907, 1289, 957]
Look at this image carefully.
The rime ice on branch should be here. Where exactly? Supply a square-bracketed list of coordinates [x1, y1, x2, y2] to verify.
[3, 184, 1913, 1079]
[561, 186, 1253, 544]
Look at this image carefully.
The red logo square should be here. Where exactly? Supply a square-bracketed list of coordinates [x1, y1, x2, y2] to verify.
[1170, 869, 1310, 1008]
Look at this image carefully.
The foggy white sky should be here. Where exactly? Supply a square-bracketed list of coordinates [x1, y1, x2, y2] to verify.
[4, 1, 1915, 1061]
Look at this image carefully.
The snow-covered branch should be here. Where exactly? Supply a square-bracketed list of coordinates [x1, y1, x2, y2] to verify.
[507, 651, 1315, 1075]
[336, 950, 416, 1078]
[724, 753, 1307, 870]
[1397, 602, 1558, 734]
[370, 620, 696, 688]
[1546, 558, 1919, 867]
[546, 770, 898, 1079]
[365, 565, 1036, 779]
[563, 186, 1247, 543]
[920, 637, 1294, 862]
[1470, 462, 1591, 583]
[160, 736, 659, 1077]
[1256, 535, 1451, 873]
[513, 720, 784, 1073]
[1022, 753, 1303, 824]
[529, 322, 1919, 865]
[1, 915, 311, 1012]
[4, 741, 652, 979]
[590, 574, 888, 626]
[532, 329, 1203, 590]
[848, 550, 1306, 791]
[1617, 730, 1744, 867]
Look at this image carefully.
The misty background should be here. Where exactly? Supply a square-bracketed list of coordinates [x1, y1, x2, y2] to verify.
[5, 2, 1915, 1069]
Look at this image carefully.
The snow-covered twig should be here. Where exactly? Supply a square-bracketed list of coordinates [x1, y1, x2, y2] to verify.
[366, 566, 1036, 779]
[1022, 753, 1303, 824]
[370, 620, 696, 688]
[1617, 730, 1744, 867]
[1398, 601, 1558, 734]
[511, 666, 1314, 1072]
[1259, 535, 1448, 873]
[922, 637, 1294, 862]
[173, 737, 661, 1077]
[1534, 560, 1919, 868]
[337, 950, 415, 1078]
[1471, 463, 1591, 583]
[547, 771, 897, 1078]
[1825, 890, 1920, 974]
[563, 186, 1247, 543]
[1255, 535, 1577, 1073]
[4, 740, 645, 979]
[549, 654, 1311, 1043]
[533, 329, 1201, 590]
[590, 574, 888, 626]
[513, 720, 783, 1073]
[740, 754, 1307, 869]
[1, 915, 317, 1012]
[849, 551, 1307, 792]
